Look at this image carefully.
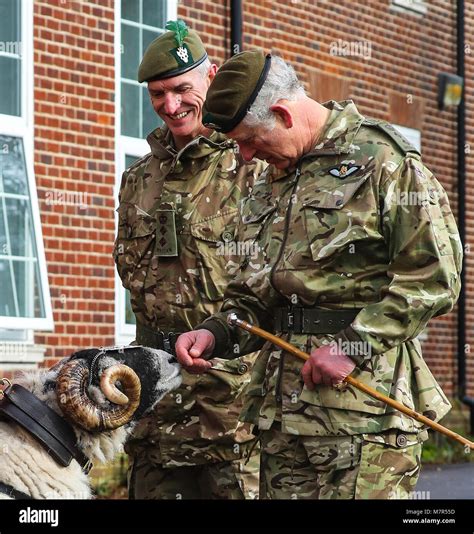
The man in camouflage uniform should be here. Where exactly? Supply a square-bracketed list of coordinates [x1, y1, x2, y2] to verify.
[176, 50, 463, 499]
[114, 24, 264, 499]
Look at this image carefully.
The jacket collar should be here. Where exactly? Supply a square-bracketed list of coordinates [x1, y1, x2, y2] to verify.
[303, 99, 365, 158]
[268, 100, 365, 183]
[147, 126, 234, 161]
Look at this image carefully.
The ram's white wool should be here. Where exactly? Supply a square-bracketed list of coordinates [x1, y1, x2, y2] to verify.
[0, 347, 181, 499]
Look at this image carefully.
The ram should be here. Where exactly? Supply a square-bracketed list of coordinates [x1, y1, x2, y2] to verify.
[0, 345, 181, 499]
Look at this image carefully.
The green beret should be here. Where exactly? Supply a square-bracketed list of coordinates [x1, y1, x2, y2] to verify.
[202, 50, 272, 133]
[138, 20, 208, 83]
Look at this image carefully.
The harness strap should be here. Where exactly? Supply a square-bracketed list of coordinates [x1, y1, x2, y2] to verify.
[0, 384, 92, 474]
[0, 481, 33, 500]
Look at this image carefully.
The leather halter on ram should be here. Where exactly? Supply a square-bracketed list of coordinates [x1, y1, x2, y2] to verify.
[0, 353, 142, 499]
[0, 381, 92, 473]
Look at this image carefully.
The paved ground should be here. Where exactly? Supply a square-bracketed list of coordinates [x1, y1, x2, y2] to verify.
[416, 463, 474, 499]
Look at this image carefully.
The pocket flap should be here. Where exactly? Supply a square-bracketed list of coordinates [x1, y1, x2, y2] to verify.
[298, 380, 390, 415]
[301, 171, 371, 210]
[117, 203, 156, 237]
[209, 355, 254, 375]
[241, 197, 277, 224]
[190, 209, 238, 243]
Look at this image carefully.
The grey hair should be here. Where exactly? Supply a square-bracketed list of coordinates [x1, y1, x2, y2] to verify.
[194, 58, 212, 79]
[243, 56, 305, 130]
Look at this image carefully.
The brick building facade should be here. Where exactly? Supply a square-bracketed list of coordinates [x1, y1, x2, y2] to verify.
[0, 0, 472, 405]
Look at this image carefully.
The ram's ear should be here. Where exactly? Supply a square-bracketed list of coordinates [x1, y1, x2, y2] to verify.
[69, 348, 101, 362]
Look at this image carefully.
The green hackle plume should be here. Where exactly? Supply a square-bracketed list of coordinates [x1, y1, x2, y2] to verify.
[165, 19, 189, 47]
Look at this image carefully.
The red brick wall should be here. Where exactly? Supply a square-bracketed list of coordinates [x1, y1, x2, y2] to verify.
[3, 0, 470, 399]
[463, 2, 474, 398]
[33, 0, 116, 364]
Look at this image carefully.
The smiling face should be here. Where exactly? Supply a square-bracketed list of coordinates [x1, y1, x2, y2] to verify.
[148, 64, 217, 148]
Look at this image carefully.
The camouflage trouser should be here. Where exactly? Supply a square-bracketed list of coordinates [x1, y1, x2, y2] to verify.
[259, 426, 422, 499]
[128, 449, 260, 500]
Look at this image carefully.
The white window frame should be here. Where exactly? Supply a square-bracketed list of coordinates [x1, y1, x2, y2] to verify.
[114, 0, 177, 345]
[391, 0, 427, 16]
[0, 0, 53, 331]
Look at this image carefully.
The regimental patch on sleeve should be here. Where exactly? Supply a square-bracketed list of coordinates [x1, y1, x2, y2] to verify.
[328, 163, 361, 179]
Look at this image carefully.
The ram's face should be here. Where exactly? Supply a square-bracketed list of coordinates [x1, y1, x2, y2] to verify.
[53, 346, 181, 432]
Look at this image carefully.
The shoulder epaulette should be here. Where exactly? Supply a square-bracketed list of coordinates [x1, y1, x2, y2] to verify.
[363, 118, 420, 156]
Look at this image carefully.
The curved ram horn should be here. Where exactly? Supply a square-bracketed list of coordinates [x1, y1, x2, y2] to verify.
[56, 359, 141, 431]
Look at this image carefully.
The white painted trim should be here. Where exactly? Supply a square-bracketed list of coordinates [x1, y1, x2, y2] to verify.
[23, 0, 33, 131]
[167, 0, 178, 20]
[0, 0, 53, 332]
[0, 341, 47, 364]
[114, 0, 175, 345]
[391, 0, 427, 16]
[119, 135, 149, 158]
[0, 114, 25, 135]
[114, 137, 149, 345]
[121, 18, 167, 33]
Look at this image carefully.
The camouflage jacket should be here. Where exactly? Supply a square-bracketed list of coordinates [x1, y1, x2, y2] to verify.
[200, 100, 462, 439]
[113, 126, 265, 466]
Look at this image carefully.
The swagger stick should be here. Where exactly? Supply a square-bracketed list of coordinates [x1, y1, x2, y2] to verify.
[227, 313, 474, 450]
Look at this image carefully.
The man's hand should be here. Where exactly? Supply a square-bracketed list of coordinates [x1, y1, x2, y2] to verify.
[175, 329, 215, 374]
[301, 343, 356, 390]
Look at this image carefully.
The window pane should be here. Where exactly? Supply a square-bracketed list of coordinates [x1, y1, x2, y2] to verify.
[0, 56, 20, 116]
[13, 259, 28, 316]
[0, 200, 6, 253]
[11, 259, 44, 318]
[142, 86, 161, 136]
[0, 136, 47, 319]
[0, 328, 28, 341]
[0, 259, 15, 316]
[125, 289, 136, 325]
[121, 23, 140, 80]
[142, 28, 161, 54]
[142, 0, 166, 28]
[125, 154, 139, 169]
[0, 136, 28, 195]
[0, 0, 20, 43]
[121, 0, 139, 22]
[5, 197, 32, 257]
[121, 82, 140, 137]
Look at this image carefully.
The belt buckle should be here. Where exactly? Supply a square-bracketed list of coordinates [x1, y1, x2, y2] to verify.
[287, 312, 294, 329]
[291, 308, 303, 333]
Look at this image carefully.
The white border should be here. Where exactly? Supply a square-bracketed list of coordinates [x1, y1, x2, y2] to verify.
[0, 0, 53, 331]
[114, 0, 177, 345]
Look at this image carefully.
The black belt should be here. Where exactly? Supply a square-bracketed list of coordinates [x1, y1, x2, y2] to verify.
[274, 307, 361, 334]
[136, 322, 182, 354]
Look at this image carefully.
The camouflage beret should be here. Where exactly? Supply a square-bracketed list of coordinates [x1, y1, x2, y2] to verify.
[202, 50, 272, 133]
[138, 20, 208, 83]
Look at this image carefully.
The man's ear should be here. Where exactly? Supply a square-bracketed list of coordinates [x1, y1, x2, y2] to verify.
[270, 103, 293, 128]
[208, 63, 218, 83]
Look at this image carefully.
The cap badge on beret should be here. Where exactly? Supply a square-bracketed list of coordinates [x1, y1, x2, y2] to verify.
[166, 19, 193, 66]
